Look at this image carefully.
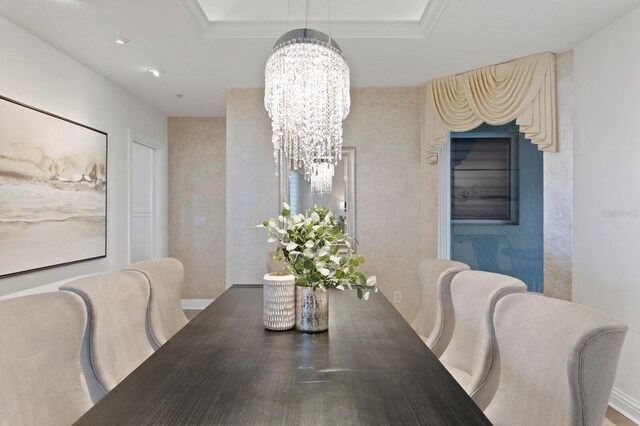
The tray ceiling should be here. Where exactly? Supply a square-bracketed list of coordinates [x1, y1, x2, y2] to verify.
[179, 0, 446, 38]
[0, 0, 638, 116]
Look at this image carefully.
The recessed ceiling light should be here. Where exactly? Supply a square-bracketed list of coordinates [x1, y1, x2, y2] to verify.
[148, 68, 164, 78]
[114, 37, 130, 45]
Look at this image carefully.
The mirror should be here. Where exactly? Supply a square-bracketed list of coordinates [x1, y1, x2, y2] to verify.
[280, 147, 356, 247]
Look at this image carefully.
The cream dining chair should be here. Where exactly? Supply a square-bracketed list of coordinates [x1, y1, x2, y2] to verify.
[484, 293, 628, 426]
[0, 292, 94, 425]
[410, 258, 470, 357]
[61, 271, 155, 393]
[439, 270, 527, 410]
[125, 257, 188, 347]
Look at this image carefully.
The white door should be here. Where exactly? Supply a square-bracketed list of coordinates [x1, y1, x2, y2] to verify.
[130, 142, 155, 263]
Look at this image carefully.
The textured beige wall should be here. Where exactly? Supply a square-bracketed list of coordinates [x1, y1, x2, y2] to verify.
[168, 117, 226, 299]
[225, 88, 431, 321]
[225, 89, 279, 289]
[345, 88, 428, 321]
[543, 51, 573, 301]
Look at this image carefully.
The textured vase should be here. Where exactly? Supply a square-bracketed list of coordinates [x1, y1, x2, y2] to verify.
[295, 286, 329, 333]
[263, 273, 295, 331]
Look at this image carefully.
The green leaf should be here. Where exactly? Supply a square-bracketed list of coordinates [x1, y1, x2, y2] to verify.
[357, 288, 363, 299]
[296, 277, 309, 286]
[286, 242, 298, 251]
[303, 259, 314, 270]
[281, 208, 290, 217]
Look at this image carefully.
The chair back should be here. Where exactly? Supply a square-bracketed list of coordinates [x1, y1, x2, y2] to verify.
[410, 258, 469, 357]
[61, 271, 155, 392]
[439, 270, 526, 409]
[484, 293, 628, 426]
[0, 292, 93, 425]
[125, 257, 188, 346]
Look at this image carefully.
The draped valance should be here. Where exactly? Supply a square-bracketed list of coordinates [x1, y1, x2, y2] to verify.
[422, 52, 557, 163]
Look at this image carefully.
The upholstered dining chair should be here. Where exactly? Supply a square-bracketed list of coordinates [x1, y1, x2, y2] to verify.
[439, 271, 527, 410]
[0, 292, 93, 425]
[484, 293, 628, 426]
[410, 258, 470, 357]
[61, 271, 155, 393]
[125, 257, 188, 347]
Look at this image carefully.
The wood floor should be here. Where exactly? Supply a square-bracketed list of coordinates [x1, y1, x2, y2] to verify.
[183, 310, 636, 425]
[607, 407, 637, 426]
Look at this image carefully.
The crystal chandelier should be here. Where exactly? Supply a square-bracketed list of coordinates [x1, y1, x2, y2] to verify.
[264, 27, 350, 194]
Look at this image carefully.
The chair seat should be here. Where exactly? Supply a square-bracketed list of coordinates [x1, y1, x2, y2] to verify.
[445, 365, 472, 391]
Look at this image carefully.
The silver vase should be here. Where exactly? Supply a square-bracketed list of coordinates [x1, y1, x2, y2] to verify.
[263, 273, 295, 331]
[295, 286, 329, 333]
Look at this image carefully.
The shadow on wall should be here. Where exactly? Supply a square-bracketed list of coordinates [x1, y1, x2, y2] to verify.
[451, 122, 544, 292]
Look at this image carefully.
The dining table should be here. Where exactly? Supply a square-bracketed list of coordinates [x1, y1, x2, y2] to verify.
[75, 284, 491, 425]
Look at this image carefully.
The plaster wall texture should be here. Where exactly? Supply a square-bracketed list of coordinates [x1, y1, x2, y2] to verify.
[574, 7, 640, 415]
[225, 87, 430, 321]
[168, 117, 226, 299]
[543, 50, 574, 301]
[0, 16, 167, 296]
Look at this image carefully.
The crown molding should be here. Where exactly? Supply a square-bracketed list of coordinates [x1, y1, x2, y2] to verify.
[176, 0, 449, 39]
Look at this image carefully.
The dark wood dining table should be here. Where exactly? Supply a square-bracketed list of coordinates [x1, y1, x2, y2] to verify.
[75, 284, 491, 425]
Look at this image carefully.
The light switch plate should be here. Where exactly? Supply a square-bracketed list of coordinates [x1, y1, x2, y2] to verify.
[393, 290, 402, 304]
[193, 215, 208, 226]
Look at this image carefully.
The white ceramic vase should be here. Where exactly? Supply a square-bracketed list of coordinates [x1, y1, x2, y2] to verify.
[263, 273, 295, 331]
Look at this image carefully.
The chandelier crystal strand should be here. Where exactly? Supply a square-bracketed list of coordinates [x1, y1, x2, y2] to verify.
[309, 161, 335, 196]
[265, 29, 350, 193]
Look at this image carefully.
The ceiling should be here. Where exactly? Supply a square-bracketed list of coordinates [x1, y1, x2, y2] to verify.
[197, 0, 429, 22]
[0, 0, 638, 117]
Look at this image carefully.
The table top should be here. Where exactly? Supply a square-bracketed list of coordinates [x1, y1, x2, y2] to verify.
[76, 285, 491, 425]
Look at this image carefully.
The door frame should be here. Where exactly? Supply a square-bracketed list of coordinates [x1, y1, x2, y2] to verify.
[437, 133, 451, 260]
[127, 130, 167, 263]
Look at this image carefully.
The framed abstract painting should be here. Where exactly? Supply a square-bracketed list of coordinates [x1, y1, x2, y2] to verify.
[0, 95, 107, 278]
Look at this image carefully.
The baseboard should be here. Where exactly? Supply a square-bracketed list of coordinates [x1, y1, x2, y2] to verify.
[610, 386, 640, 425]
[181, 299, 214, 310]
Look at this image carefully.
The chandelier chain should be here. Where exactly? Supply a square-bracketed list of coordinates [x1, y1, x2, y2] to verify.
[327, 0, 332, 41]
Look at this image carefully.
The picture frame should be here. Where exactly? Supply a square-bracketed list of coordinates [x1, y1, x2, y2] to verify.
[0, 95, 108, 278]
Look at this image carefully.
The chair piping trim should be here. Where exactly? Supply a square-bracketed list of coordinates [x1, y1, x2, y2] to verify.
[577, 327, 628, 424]
[60, 288, 108, 395]
[431, 268, 465, 349]
[125, 268, 163, 348]
[470, 286, 524, 397]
